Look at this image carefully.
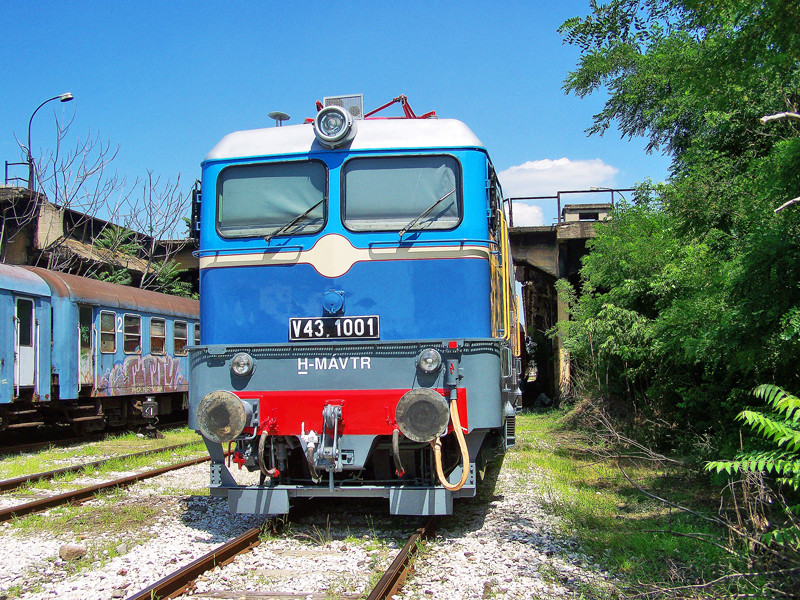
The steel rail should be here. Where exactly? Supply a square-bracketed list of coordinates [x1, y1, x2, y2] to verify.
[0, 418, 190, 457]
[0, 454, 211, 523]
[366, 517, 436, 600]
[0, 434, 105, 456]
[0, 442, 198, 492]
[125, 523, 266, 600]
[123, 515, 434, 600]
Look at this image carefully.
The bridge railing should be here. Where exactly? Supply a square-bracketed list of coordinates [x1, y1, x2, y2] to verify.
[505, 187, 635, 228]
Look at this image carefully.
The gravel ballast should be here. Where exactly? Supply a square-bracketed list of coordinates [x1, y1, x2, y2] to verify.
[0, 439, 618, 599]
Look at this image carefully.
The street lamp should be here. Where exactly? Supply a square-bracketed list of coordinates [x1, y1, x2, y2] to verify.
[27, 92, 75, 191]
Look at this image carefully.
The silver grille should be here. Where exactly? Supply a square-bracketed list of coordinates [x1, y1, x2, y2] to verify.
[506, 415, 516, 447]
[324, 94, 364, 119]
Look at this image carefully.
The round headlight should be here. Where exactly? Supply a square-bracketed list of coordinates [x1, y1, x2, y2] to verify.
[231, 352, 254, 377]
[313, 105, 356, 148]
[417, 348, 442, 374]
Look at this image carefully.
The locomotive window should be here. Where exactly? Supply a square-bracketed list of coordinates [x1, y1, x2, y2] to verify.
[100, 311, 116, 353]
[123, 314, 141, 354]
[342, 155, 461, 232]
[194, 323, 200, 345]
[150, 318, 166, 355]
[217, 160, 327, 238]
[174, 321, 188, 356]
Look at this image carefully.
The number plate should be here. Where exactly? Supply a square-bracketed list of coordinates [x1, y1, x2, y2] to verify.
[289, 316, 380, 341]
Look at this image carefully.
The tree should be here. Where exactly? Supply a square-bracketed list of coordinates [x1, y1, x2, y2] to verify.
[127, 171, 192, 295]
[3, 110, 194, 297]
[557, 0, 800, 439]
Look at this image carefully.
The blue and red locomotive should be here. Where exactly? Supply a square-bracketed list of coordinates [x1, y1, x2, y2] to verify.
[189, 95, 522, 515]
[0, 264, 199, 432]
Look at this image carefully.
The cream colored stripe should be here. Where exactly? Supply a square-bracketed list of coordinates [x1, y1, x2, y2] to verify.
[199, 233, 491, 278]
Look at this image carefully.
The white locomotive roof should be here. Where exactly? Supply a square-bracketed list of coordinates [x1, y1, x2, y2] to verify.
[205, 118, 485, 162]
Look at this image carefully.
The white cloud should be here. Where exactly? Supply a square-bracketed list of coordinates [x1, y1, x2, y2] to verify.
[508, 203, 545, 227]
[497, 158, 620, 227]
[498, 157, 619, 198]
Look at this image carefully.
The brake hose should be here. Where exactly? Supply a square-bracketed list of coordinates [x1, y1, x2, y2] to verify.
[392, 428, 406, 477]
[431, 398, 470, 491]
[258, 431, 279, 479]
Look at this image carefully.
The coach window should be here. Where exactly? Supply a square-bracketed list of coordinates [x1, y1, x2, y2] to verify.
[217, 160, 327, 238]
[150, 318, 166, 355]
[194, 323, 200, 345]
[342, 155, 461, 232]
[100, 311, 116, 353]
[174, 321, 188, 356]
[15, 298, 33, 347]
[123, 314, 141, 354]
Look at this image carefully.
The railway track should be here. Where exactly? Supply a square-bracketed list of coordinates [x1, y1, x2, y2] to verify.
[0, 434, 106, 456]
[0, 441, 198, 492]
[125, 516, 436, 600]
[0, 453, 212, 523]
[0, 418, 189, 456]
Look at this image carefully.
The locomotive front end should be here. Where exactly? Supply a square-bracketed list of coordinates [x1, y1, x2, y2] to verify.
[189, 100, 520, 516]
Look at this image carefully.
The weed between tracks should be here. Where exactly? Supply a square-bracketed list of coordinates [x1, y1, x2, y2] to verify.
[8, 491, 163, 537]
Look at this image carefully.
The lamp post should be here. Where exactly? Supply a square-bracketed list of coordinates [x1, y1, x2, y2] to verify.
[26, 92, 74, 192]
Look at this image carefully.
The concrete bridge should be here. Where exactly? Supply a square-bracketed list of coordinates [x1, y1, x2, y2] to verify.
[508, 196, 621, 404]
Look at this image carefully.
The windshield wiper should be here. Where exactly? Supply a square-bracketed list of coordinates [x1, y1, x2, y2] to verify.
[398, 188, 457, 238]
[264, 198, 325, 243]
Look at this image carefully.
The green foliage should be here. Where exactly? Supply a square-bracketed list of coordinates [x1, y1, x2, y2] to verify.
[93, 268, 132, 286]
[90, 225, 139, 286]
[557, 0, 800, 442]
[559, 0, 800, 159]
[88, 225, 195, 298]
[147, 259, 194, 298]
[706, 385, 800, 549]
[94, 225, 142, 256]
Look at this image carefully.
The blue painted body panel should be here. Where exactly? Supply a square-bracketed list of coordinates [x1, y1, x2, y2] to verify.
[0, 265, 52, 404]
[201, 257, 492, 344]
[198, 149, 491, 256]
[1, 264, 198, 407]
[50, 301, 196, 400]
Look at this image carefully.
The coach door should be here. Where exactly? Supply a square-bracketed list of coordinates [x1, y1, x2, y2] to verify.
[78, 306, 94, 386]
[13, 297, 36, 393]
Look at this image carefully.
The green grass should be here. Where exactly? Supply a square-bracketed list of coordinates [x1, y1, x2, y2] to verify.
[509, 408, 753, 598]
[8, 488, 164, 537]
[0, 427, 204, 482]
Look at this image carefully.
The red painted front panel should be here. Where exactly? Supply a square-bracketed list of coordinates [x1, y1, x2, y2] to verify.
[237, 389, 468, 436]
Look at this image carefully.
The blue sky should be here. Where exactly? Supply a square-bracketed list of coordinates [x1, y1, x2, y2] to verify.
[1, 1, 670, 228]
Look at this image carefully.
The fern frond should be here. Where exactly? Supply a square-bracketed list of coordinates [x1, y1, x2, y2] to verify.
[737, 410, 800, 450]
[754, 384, 800, 419]
[707, 450, 800, 491]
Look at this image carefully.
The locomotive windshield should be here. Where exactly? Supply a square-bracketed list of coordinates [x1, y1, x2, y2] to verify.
[342, 155, 461, 232]
[217, 160, 327, 238]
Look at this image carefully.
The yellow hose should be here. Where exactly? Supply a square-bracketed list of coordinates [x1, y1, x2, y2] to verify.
[431, 398, 470, 491]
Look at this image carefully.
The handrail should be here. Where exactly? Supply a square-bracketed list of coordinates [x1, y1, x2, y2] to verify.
[499, 210, 511, 342]
[367, 238, 497, 248]
[193, 245, 304, 258]
[194, 238, 497, 258]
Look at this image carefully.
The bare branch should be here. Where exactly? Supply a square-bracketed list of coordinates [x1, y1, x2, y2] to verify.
[618, 464, 730, 528]
[642, 529, 741, 556]
[760, 112, 800, 125]
[630, 566, 800, 598]
[774, 197, 800, 214]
